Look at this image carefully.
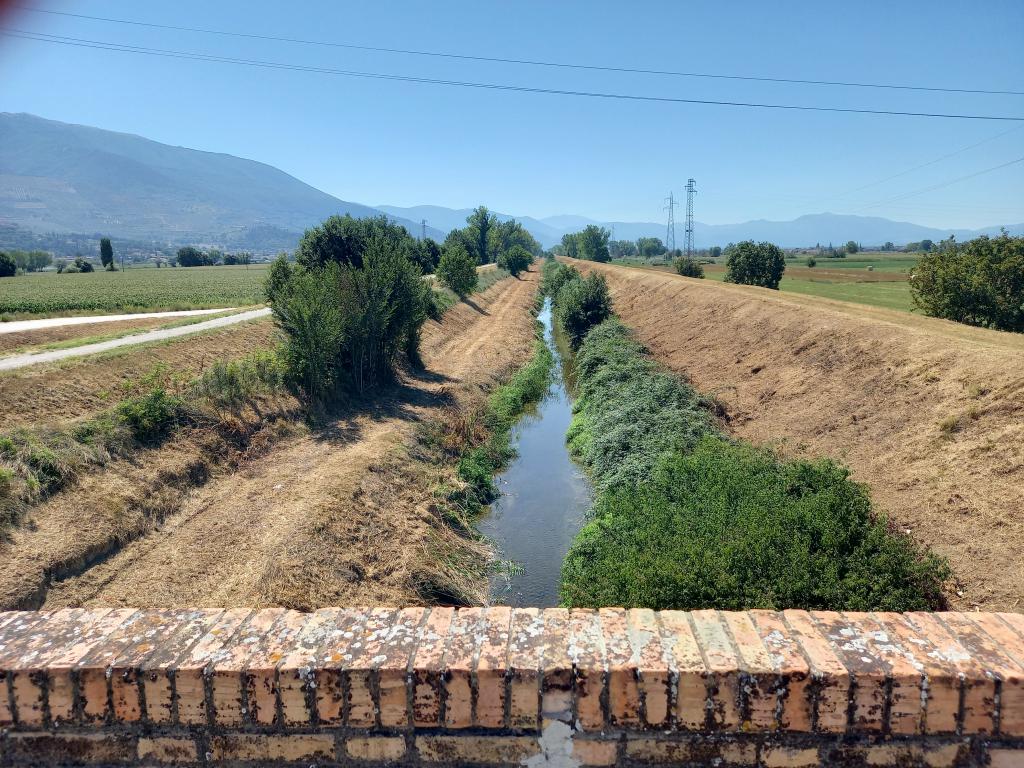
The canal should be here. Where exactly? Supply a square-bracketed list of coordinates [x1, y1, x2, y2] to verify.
[478, 298, 593, 607]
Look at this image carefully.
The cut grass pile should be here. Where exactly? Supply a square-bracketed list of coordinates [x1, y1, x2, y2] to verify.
[0, 265, 269, 317]
[558, 317, 950, 611]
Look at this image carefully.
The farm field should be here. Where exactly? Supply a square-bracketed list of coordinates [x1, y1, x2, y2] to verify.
[0, 269, 539, 610]
[0, 264, 269, 317]
[572, 258, 1024, 611]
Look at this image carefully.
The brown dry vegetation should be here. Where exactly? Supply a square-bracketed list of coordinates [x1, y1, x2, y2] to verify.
[572, 260, 1024, 611]
[0, 320, 276, 428]
[0, 270, 539, 610]
[0, 316, 175, 355]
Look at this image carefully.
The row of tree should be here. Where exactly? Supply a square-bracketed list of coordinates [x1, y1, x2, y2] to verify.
[175, 246, 253, 267]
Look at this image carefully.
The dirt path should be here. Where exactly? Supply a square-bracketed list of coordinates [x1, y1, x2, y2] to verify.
[37, 271, 539, 609]
[574, 260, 1024, 611]
[0, 307, 241, 334]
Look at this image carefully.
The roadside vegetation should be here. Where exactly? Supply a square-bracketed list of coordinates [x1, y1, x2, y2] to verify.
[542, 260, 950, 611]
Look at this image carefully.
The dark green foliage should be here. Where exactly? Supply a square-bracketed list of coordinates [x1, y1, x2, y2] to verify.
[709, 246, 722, 258]
[911, 232, 1024, 332]
[565, 320, 714, 491]
[466, 206, 497, 264]
[725, 240, 786, 289]
[497, 245, 533, 277]
[436, 242, 478, 298]
[176, 246, 214, 267]
[413, 238, 442, 274]
[554, 272, 612, 348]
[222, 252, 251, 266]
[558, 317, 950, 612]
[561, 436, 950, 611]
[295, 214, 415, 270]
[489, 219, 540, 261]
[673, 255, 705, 278]
[0, 252, 14, 278]
[609, 240, 637, 259]
[7, 250, 53, 272]
[637, 237, 667, 259]
[116, 389, 182, 440]
[264, 254, 293, 304]
[559, 232, 579, 259]
[541, 259, 578, 298]
[99, 238, 114, 270]
[70, 256, 95, 273]
[807, 256, 817, 268]
[576, 225, 611, 262]
[269, 231, 427, 402]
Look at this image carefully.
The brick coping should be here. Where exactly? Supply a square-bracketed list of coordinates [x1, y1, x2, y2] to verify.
[1, 608, 1023, 766]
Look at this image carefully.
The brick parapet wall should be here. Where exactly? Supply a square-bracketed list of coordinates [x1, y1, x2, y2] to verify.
[1, 608, 1022, 766]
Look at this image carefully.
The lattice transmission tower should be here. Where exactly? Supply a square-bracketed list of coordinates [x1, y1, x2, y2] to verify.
[684, 178, 697, 258]
[664, 191, 678, 252]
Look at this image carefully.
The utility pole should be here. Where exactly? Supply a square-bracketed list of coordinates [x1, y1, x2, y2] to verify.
[664, 191, 678, 253]
[684, 178, 697, 259]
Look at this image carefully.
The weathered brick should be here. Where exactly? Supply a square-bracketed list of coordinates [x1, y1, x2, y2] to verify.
[761, 745, 820, 767]
[313, 608, 369, 726]
[377, 606, 427, 728]
[599, 607, 640, 727]
[722, 610, 778, 731]
[989, 748, 1024, 768]
[657, 610, 707, 730]
[345, 735, 407, 761]
[172, 608, 252, 726]
[626, 608, 671, 728]
[624, 738, 694, 762]
[539, 607, 573, 726]
[569, 609, 606, 731]
[6, 732, 135, 764]
[782, 610, 849, 734]
[137, 736, 198, 763]
[207, 608, 285, 726]
[346, 607, 398, 728]
[476, 606, 512, 728]
[411, 607, 453, 727]
[242, 609, 310, 726]
[571, 738, 619, 765]
[943, 612, 1024, 737]
[275, 608, 352, 727]
[506, 607, 543, 730]
[749, 611, 813, 732]
[690, 609, 742, 729]
[209, 733, 335, 761]
[417, 734, 540, 764]
[442, 607, 485, 729]
[812, 610, 888, 733]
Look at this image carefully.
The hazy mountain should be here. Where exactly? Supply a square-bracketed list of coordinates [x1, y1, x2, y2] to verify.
[381, 203, 1021, 249]
[0, 113, 442, 251]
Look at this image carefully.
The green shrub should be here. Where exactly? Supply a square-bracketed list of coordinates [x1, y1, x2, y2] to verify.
[436, 242, 478, 298]
[725, 240, 786, 289]
[673, 255, 705, 278]
[561, 436, 950, 611]
[0, 251, 15, 278]
[497, 245, 533, 277]
[911, 232, 1024, 332]
[555, 272, 612, 348]
[191, 351, 286, 408]
[116, 389, 182, 440]
[541, 260, 578, 297]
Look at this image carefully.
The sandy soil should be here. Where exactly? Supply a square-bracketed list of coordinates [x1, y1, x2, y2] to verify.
[0, 320, 277, 428]
[574, 260, 1024, 611]
[3, 271, 539, 610]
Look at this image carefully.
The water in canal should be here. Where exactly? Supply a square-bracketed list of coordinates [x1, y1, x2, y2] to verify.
[479, 299, 593, 607]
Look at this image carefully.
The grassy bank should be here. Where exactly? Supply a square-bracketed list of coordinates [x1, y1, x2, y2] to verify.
[543, 261, 950, 611]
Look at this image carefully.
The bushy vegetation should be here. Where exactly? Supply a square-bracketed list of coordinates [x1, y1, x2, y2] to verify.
[436, 243, 479, 298]
[557, 225, 611, 262]
[673, 255, 705, 278]
[0, 251, 15, 278]
[556, 316, 950, 611]
[910, 232, 1024, 332]
[543, 261, 612, 348]
[0, 265, 267, 316]
[497, 244, 533, 277]
[268, 228, 426, 402]
[725, 240, 786, 289]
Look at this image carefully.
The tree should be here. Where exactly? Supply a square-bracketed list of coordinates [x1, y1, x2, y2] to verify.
[412, 238, 442, 275]
[673, 255, 705, 278]
[556, 273, 612, 347]
[807, 256, 817, 268]
[637, 237, 667, 260]
[576, 225, 611, 263]
[465, 206, 497, 264]
[489, 219, 540, 261]
[608, 240, 637, 259]
[709, 246, 722, 258]
[436, 242, 478, 298]
[724, 241, 786, 289]
[296, 214, 415, 270]
[176, 246, 208, 267]
[0, 251, 15, 278]
[910, 232, 1024, 332]
[223, 252, 252, 266]
[883, 241, 895, 252]
[845, 240, 859, 255]
[99, 238, 114, 270]
[497, 244, 533, 277]
[560, 232, 580, 259]
[920, 239, 934, 252]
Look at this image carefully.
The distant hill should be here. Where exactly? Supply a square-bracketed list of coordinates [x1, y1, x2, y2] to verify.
[381, 204, 1022, 249]
[0, 113, 442, 251]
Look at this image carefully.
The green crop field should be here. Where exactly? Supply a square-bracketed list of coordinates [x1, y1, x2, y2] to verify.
[0, 265, 269, 317]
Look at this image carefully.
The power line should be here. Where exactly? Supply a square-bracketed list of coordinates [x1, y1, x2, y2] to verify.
[15, 5, 1024, 97]
[4, 29, 1024, 122]
[855, 156, 1024, 211]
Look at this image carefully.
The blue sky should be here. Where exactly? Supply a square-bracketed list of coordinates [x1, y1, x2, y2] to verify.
[1, 0, 1022, 227]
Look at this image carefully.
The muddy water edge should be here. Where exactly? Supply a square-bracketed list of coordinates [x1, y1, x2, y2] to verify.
[478, 299, 592, 606]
